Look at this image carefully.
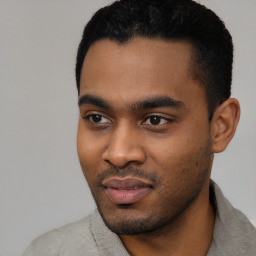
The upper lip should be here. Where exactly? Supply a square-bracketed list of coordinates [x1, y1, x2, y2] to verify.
[102, 177, 152, 189]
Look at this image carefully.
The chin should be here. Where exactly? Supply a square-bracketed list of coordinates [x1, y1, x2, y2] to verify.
[96, 199, 190, 236]
[100, 208, 162, 235]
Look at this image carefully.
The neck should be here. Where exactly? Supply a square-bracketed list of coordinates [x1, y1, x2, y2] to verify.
[120, 180, 215, 256]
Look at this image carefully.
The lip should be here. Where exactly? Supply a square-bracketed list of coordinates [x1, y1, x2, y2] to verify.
[103, 177, 152, 204]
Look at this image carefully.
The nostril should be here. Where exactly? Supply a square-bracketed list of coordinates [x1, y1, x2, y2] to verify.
[102, 146, 146, 168]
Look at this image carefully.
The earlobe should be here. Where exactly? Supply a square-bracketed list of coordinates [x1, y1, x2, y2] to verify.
[211, 98, 240, 153]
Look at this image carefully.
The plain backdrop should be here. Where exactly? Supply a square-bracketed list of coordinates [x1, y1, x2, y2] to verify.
[0, 1, 255, 255]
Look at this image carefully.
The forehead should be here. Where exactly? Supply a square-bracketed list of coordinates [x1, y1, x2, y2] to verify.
[80, 38, 206, 109]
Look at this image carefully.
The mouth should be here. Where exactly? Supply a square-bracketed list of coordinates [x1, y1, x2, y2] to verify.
[103, 177, 152, 205]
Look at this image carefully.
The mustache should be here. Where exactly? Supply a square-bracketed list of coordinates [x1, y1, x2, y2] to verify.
[95, 166, 161, 187]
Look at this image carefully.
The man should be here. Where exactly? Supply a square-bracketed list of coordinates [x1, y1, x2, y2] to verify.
[23, 0, 256, 255]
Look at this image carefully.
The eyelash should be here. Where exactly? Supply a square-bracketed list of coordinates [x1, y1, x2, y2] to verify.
[142, 115, 174, 126]
[82, 113, 175, 128]
[82, 114, 111, 125]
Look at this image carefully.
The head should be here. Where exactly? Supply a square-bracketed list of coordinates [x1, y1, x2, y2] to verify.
[76, 0, 234, 118]
[76, 0, 240, 236]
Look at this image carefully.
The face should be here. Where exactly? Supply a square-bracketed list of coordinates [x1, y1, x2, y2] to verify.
[77, 38, 213, 235]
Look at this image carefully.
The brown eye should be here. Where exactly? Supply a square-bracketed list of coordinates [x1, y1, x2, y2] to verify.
[91, 114, 103, 123]
[149, 116, 162, 125]
[83, 114, 111, 125]
[143, 115, 171, 126]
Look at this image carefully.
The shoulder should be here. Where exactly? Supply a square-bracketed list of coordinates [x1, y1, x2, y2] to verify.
[211, 181, 256, 255]
[22, 213, 100, 256]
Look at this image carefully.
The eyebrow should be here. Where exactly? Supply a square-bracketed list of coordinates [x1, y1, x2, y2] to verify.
[78, 94, 112, 109]
[78, 94, 185, 111]
[130, 96, 185, 111]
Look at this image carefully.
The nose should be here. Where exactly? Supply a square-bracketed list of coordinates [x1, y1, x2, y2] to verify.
[102, 123, 146, 168]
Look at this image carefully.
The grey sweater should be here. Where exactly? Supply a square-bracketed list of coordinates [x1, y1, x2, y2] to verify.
[23, 182, 256, 256]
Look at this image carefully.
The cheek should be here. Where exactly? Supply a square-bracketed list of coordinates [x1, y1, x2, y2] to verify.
[150, 137, 200, 164]
[77, 121, 102, 180]
[154, 141, 211, 200]
[148, 126, 210, 177]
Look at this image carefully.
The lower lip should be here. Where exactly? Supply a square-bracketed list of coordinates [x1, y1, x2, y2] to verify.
[105, 187, 151, 204]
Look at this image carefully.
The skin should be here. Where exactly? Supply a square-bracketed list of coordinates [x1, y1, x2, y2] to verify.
[77, 38, 240, 256]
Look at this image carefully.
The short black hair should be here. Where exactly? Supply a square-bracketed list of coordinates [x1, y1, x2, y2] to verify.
[76, 0, 233, 118]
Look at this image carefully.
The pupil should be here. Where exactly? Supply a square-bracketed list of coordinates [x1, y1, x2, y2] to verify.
[92, 115, 102, 123]
[150, 116, 161, 125]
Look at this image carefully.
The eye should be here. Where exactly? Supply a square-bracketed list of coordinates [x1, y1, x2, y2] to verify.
[83, 114, 111, 125]
[143, 115, 172, 126]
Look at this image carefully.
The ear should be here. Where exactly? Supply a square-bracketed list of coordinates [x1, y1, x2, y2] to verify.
[210, 98, 240, 153]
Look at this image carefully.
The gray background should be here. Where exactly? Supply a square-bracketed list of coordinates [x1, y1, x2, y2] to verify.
[0, 0, 255, 255]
